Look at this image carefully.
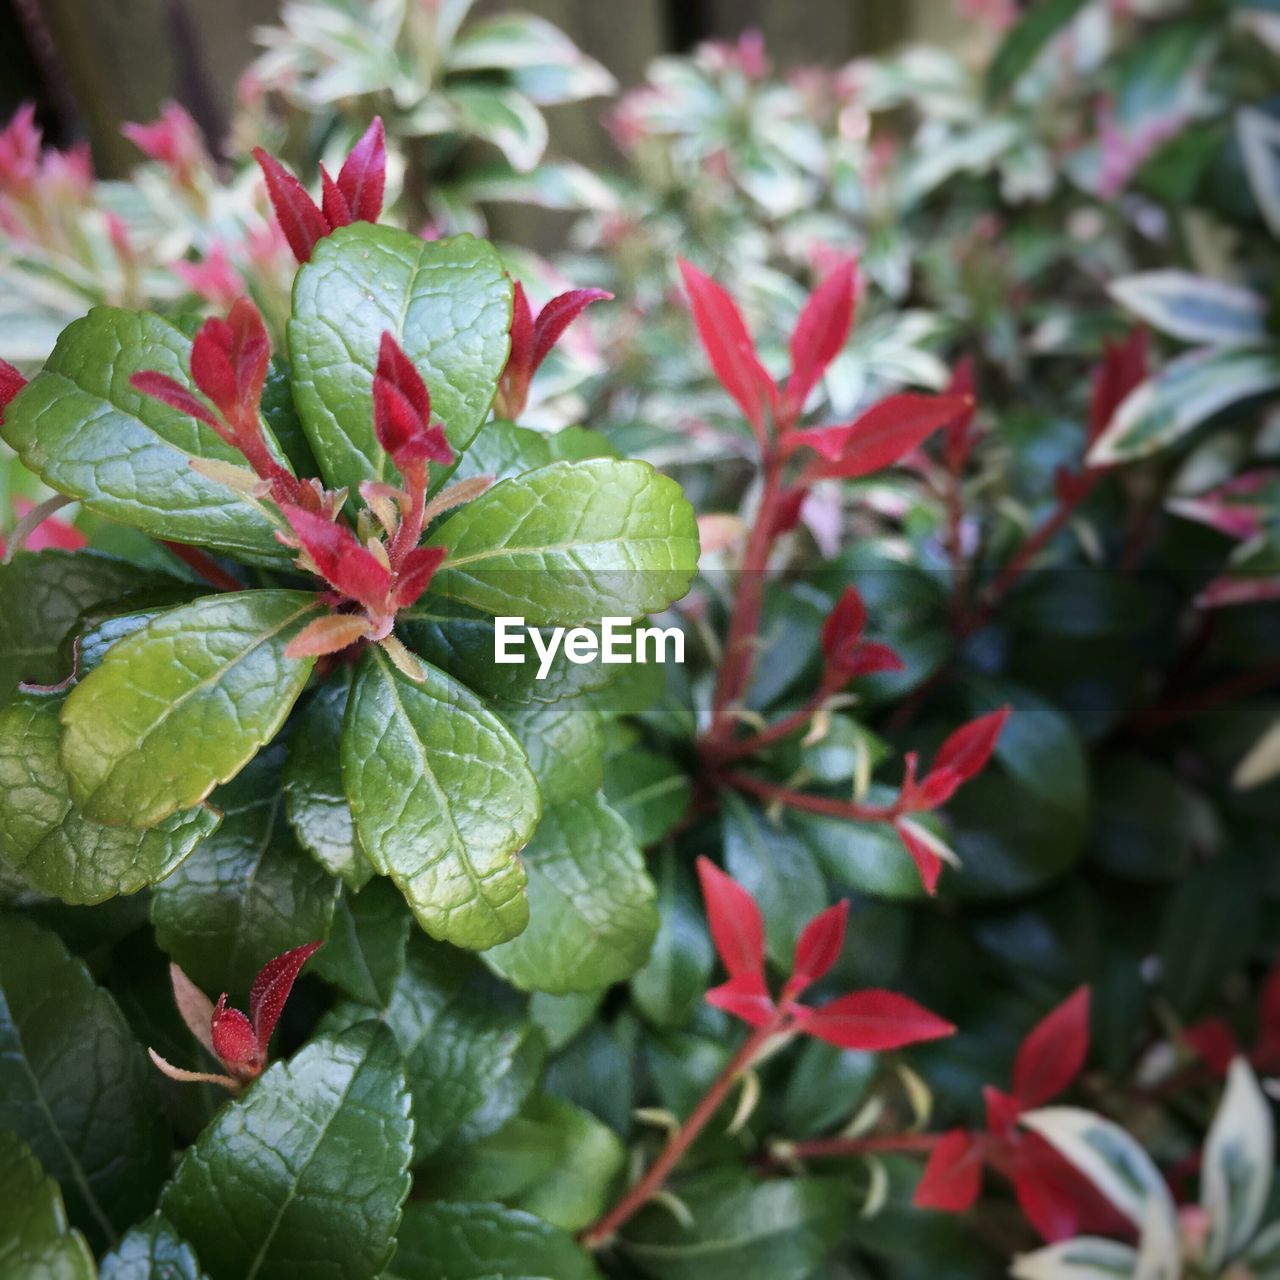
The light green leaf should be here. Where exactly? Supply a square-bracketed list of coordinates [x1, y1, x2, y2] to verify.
[485, 796, 657, 994]
[310, 879, 411, 1007]
[1, 309, 290, 565]
[59, 590, 322, 827]
[620, 1174, 849, 1280]
[160, 1024, 412, 1280]
[1088, 347, 1280, 466]
[0, 1130, 95, 1280]
[288, 226, 512, 495]
[427, 458, 699, 625]
[1011, 1237, 1139, 1279]
[343, 647, 539, 949]
[284, 675, 372, 889]
[392, 1201, 600, 1280]
[601, 748, 692, 847]
[448, 85, 548, 173]
[1238, 107, 1280, 238]
[449, 160, 619, 213]
[0, 914, 168, 1247]
[99, 1214, 207, 1280]
[1109, 272, 1267, 347]
[1203, 1057, 1274, 1268]
[326, 935, 542, 1160]
[496, 696, 603, 806]
[0, 550, 179, 707]
[419, 1093, 624, 1232]
[0, 691, 219, 903]
[150, 748, 338, 997]
[1021, 1108, 1178, 1249]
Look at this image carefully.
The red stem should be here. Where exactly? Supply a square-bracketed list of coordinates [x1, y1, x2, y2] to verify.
[388, 464, 427, 569]
[782, 1133, 941, 1161]
[705, 685, 833, 765]
[162, 542, 243, 592]
[581, 1015, 783, 1248]
[721, 771, 899, 823]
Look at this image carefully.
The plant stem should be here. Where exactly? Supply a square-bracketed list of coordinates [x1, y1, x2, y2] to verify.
[704, 687, 832, 765]
[580, 1016, 782, 1249]
[2, 493, 73, 562]
[162, 541, 244, 592]
[720, 771, 898, 823]
[779, 1132, 941, 1162]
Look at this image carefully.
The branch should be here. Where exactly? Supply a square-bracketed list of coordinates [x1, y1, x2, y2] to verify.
[720, 771, 898, 823]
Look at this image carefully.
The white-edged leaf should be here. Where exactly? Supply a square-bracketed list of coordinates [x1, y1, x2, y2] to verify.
[1203, 1057, 1274, 1267]
[1011, 1237, 1138, 1279]
[1239, 107, 1280, 239]
[1109, 272, 1267, 347]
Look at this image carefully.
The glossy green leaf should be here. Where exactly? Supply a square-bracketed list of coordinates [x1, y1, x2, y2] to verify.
[601, 748, 692, 847]
[419, 1093, 624, 1232]
[99, 1214, 207, 1280]
[0, 309, 289, 564]
[59, 590, 322, 827]
[0, 1130, 95, 1280]
[452, 420, 616, 487]
[326, 935, 542, 1160]
[621, 1173, 849, 1279]
[0, 550, 178, 707]
[1088, 347, 1280, 466]
[496, 695, 603, 807]
[150, 748, 338, 997]
[0, 914, 168, 1247]
[448, 85, 548, 172]
[284, 675, 372, 890]
[343, 647, 539, 949]
[288, 226, 512, 494]
[0, 691, 219, 903]
[796, 807, 925, 901]
[427, 458, 700, 625]
[392, 1201, 600, 1280]
[485, 796, 658, 994]
[160, 1024, 412, 1280]
[631, 848, 714, 1027]
[310, 879, 411, 1007]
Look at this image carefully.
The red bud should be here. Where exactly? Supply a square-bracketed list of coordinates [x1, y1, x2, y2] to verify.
[0, 358, 27, 424]
[252, 147, 329, 264]
[336, 118, 386, 224]
[211, 996, 260, 1076]
[281, 503, 392, 614]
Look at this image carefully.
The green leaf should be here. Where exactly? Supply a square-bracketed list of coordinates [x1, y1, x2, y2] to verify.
[1088, 347, 1280, 466]
[1109, 272, 1266, 347]
[0, 691, 219, 903]
[150, 748, 338, 997]
[392, 1201, 600, 1280]
[59, 590, 322, 827]
[496, 696, 603, 807]
[419, 1093, 624, 1232]
[621, 1173, 849, 1279]
[427, 458, 700, 625]
[795, 807, 926, 901]
[284, 675, 372, 890]
[310, 879, 410, 1007]
[99, 1214, 207, 1280]
[0, 1130, 95, 1279]
[1, 309, 290, 565]
[343, 647, 539, 949]
[448, 85, 548, 173]
[631, 848, 714, 1028]
[1239, 107, 1280, 239]
[288, 226, 512, 495]
[485, 796, 658, 994]
[326, 935, 542, 1160]
[0, 914, 168, 1247]
[160, 1024, 412, 1280]
[601, 748, 692, 847]
[452, 420, 617, 487]
[722, 793, 826, 967]
[986, 0, 1089, 99]
[0, 550, 178, 707]
[1203, 1058, 1273, 1268]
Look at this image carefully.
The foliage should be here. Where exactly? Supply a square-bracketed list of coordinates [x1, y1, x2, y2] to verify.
[2, 0, 1280, 1277]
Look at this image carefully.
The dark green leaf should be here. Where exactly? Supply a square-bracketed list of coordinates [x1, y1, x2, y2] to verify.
[601, 748, 692, 847]
[485, 795, 658, 994]
[0, 914, 168, 1247]
[496, 695, 603, 806]
[59, 590, 322, 827]
[631, 848, 714, 1027]
[343, 647, 539, 949]
[288, 226, 512, 494]
[310, 879, 410, 1007]
[160, 1024, 412, 1280]
[99, 1214, 207, 1280]
[0, 1130, 95, 1279]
